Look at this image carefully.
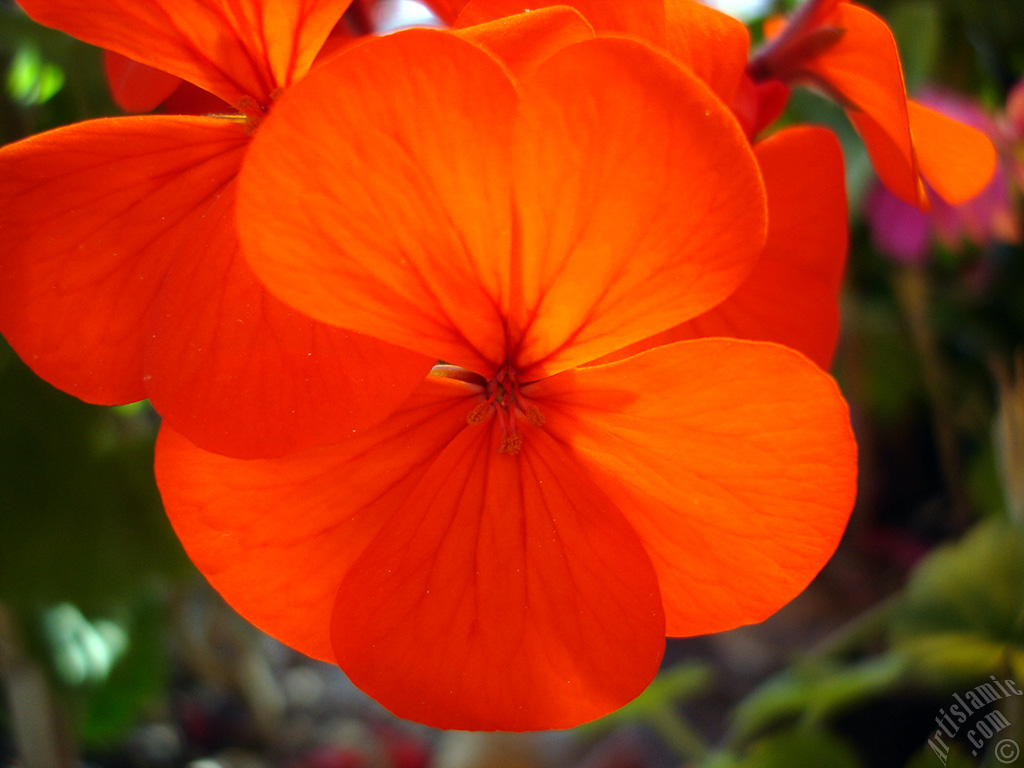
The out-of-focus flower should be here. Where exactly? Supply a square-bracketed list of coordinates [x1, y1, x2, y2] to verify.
[0, 0, 432, 458]
[157, 30, 857, 731]
[1003, 76, 1024, 190]
[865, 88, 1022, 265]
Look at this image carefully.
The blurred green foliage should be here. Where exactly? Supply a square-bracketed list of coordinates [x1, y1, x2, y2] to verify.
[0, 341, 188, 612]
[890, 520, 1024, 684]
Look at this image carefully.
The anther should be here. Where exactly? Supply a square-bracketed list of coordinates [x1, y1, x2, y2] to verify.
[525, 404, 546, 426]
[466, 402, 492, 425]
[237, 95, 266, 135]
[498, 430, 523, 455]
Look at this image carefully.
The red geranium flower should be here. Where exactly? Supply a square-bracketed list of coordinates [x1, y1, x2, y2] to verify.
[447, 0, 995, 213]
[748, 0, 996, 210]
[0, 0, 433, 458]
[865, 88, 1022, 265]
[449, 0, 849, 368]
[102, 5, 367, 115]
[157, 30, 858, 730]
[103, 50, 223, 115]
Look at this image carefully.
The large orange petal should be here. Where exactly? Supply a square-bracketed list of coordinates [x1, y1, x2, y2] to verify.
[664, 0, 750, 105]
[456, 6, 595, 81]
[332, 416, 664, 730]
[796, 2, 925, 207]
[239, 30, 517, 376]
[0, 116, 248, 404]
[145, 181, 433, 459]
[155, 375, 478, 662]
[529, 339, 857, 636]
[19, 0, 351, 106]
[454, 0, 666, 45]
[510, 38, 766, 378]
[613, 126, 847, 369]
[909, 100, 997, 205]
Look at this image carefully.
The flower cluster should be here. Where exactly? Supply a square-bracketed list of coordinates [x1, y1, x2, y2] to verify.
[0, 0, 996, 731]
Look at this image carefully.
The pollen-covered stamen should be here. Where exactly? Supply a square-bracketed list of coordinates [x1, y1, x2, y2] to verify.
[463, 366, 545, 455]
[237, 89, 284, 135]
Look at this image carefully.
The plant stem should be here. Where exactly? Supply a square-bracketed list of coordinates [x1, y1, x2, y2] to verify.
[895, 266, 972, 530]
[0, 604, 77, 768]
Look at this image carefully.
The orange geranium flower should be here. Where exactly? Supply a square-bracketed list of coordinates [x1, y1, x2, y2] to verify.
[748, 0, 996, 210]
[156, 30, 858, 730]
[102, 6, 365, 114]
[0, 0, 432, 458]
[449, 0, 848, 368]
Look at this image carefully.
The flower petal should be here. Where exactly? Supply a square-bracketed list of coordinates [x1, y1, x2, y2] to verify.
[909, 99, 998, 206]
[864, 182, 931, 264]
[664, 0, 750, 105]
[239, 30, 517, 376]
[794, 2, 926, 207]
[145, 181, 433, 458]
[510, 38, 766, 377]
[529, 339, 857, 636]
[454, 0, 666, 45]
[332, 416, 664, 730]
[0, 116, 248, 404]
[155, 375, 477, 661]
[105, 50, 184, 112]
[242, 32, 764, 380]
[19, 0, 350, 106]
[612, 126, 847, 369]
[456, 7, 595, 81]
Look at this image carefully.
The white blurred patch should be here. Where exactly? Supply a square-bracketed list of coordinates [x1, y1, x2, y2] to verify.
[701, 0, 772, 22]
[372, 0, 443, 32]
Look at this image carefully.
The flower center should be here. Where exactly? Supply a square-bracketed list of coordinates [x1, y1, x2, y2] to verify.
[236, 89, 283, 135]
[466, 366, 545, 456]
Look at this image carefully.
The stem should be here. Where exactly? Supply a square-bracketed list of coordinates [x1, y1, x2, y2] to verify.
[648, 706, 710, 765]
[895, 266, 972, 530]
[805, 595, 899, 662]
[720, 597, 898, 751]
[0, 604, 77, 768]
[992, 352, 1024, 525]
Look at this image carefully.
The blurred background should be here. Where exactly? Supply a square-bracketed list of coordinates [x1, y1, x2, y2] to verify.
[1, 0, 1023, 766]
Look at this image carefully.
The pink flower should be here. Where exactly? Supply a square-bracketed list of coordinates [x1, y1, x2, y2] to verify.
[865, 88, 1021, 265]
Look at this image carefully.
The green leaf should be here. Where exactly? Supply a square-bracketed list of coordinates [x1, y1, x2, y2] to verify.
[887, 2, 942, 94]
[890, 520, 1024, 686]
[730, 726, 864, 768]
[730, 655, 906, 744]
[6, 44, 65, 105]
[584, 662, 714, 760]
[588, 661, 714, 731]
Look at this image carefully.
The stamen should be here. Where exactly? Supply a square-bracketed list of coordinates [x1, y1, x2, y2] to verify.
[466, 402, 492, 425]
[237, 95, 266, 135]
[462, 365, 545, 455]
[525, 405, 546, 426]
[498, 430, 523, 455]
